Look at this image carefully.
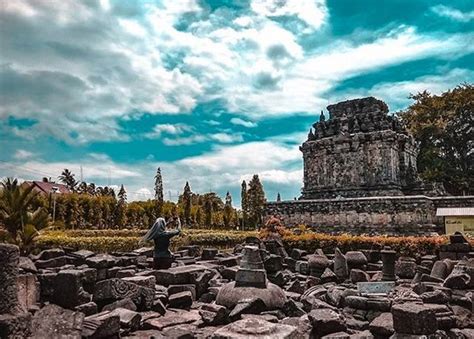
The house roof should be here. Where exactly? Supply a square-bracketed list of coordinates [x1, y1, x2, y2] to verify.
[25, 181, 72, 194]
[436, 207, 474, 216]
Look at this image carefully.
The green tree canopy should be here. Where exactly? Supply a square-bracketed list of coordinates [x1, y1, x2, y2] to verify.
[399, 84, 473, 195]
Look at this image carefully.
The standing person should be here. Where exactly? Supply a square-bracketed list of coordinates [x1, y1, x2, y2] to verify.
[140, 216, 181, 269]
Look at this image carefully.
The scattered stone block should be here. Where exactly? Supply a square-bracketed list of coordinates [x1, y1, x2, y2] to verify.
[143, 310, 201, 331]
[369, 312, 394, 337]
[152, 264, 208, 286]
[199, 303, 227, 326]
[121, 275, 155, 289]
[82, 311, 120, 339]
[93, 278, 153, 311]
[392, 302, 437, 335]
[102, 298, 137, 312]
[211, 318, 297, 339]
[168, 291, 193, 309]
[229, 297, 267, 320]
[308, 308, 347, 337]
[109, 308, 141, 330]
[168, 284, 197, 301]
[350, 269, 370, 283]
[75, 302, 98, 316]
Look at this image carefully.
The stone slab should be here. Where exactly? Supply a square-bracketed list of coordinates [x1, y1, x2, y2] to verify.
[357, 282, 395, 296]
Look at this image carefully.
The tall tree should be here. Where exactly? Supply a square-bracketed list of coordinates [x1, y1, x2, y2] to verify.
[87, 183, 96, 196]
[399, 84, 474, 195]
[277, 192, 281, 202]
[154, 167, 164, 213]
[182, 182, 192, 226]
[223, 191, 233, 229]
[240, 180, 248, 230]
[247, 174, 266, 229]
[195, 206, 202, 227]
[204, 197, 213, 228]
[115, 185, 127, 228]
[118, 185, 127, 203]
[58, 169, 77, 191]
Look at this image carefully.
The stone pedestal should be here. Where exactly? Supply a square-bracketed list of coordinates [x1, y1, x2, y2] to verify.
[216, 246, 286, 310]
[235, 246, 267, 288]
[381, 248, 396, 281]
[0, 244, 32, 338]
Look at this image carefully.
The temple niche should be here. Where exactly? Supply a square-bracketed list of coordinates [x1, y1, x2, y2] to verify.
[301, 97, 422, 199]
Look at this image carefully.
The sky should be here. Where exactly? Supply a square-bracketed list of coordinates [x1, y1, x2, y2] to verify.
[0, 0, 473, 206]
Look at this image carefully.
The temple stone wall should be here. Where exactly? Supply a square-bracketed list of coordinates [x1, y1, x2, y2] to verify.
[265, 196, 474, 235]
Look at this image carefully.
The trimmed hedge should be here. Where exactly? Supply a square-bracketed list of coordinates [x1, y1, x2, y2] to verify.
[36, 229, 258, 253]
[36, 228, 473, 258]
[282, 233, 450, 258]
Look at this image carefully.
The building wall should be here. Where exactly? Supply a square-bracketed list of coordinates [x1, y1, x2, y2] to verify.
[264, 196, 474, 235]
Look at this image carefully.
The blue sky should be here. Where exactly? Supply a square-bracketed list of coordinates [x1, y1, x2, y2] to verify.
[0, 0, 473, 205]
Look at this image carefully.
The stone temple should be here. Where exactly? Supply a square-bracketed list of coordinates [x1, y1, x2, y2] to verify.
[265, 97, 473, 234]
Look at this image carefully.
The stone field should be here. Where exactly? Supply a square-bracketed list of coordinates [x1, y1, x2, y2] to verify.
[1, 232, 473, 338]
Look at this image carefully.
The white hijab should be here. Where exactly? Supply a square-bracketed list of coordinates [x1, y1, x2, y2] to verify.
[141, 217, 166, 242]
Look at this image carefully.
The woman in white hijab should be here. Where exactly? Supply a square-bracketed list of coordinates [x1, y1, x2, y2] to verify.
[140, 216, 181, 269]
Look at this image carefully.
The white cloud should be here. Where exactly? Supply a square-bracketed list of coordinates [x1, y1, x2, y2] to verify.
[163, 134, 208, 146]
[338, 68, 474, 111]
[230, 118, 257, 128]
[251, 0, 327, 30]
[13, 149, 34, 160]
[210, 133, 243, 143]
[431, 5, 474, 22]
[144, 123, 193, 139]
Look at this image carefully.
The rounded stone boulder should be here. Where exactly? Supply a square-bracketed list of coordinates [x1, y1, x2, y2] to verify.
[216, 281, 287, 310]
[345, 251, 368, 269]
[308, 254, 330, 277]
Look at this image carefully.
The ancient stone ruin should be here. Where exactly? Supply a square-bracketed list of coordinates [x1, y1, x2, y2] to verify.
[265, 97, 474, 234]
[1, 233, 473, 338]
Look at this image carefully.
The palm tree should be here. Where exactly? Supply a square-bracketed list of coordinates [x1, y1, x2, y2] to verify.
[0, 178, 38, 238]
[0, 178, 50, 253]
[59, 168, 77, 191]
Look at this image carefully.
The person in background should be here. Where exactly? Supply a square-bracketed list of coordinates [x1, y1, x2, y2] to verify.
[140, 216, 182, 269]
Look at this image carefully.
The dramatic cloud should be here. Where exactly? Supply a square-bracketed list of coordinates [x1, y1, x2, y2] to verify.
[431, 5, 474, 22]
[1, 0, 472, 203]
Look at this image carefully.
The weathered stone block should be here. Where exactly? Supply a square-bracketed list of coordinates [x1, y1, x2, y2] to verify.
[391, 302, 437, 335]
[211, 318, 297, 339]
[31, 304, 83, 338]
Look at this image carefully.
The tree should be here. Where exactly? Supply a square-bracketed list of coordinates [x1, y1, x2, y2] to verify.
[277, 192, 281, 202]
[196, 206, 202, 226]
[115, 185, 127, 228]
[223, 191, 233, 229]
[118, 185, 127, 203]
[87, 183, 96, 196]
[154, 167, 164, 213]
[203, 197, 213, 228]
[247, 174, 266, 229]
[77, 182, 87, 194]
[399, 84, 474, 195]
[182, 182, 192, 226]
[58, 169, 77, 191]
[0, 178, 45, 239]
[241, 180, 248, 230]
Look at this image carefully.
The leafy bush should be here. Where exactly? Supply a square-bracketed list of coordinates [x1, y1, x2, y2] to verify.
[36, 229, 258, 253]
[281, 232, 450, 258]
[36, 228, 473, 258]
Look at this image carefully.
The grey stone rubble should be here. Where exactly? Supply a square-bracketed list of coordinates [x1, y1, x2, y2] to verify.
[1, 233, 473, 338]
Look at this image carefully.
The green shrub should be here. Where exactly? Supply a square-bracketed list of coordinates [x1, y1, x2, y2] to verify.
[281, 233, 450, 258]
[36, 229, 258, 253]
